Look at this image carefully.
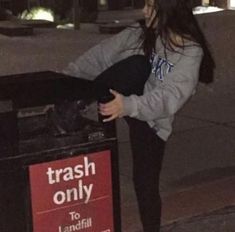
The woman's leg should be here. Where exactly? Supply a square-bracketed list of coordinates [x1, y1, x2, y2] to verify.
[125, 118, 165, 232]
[93, 55, 165, 231]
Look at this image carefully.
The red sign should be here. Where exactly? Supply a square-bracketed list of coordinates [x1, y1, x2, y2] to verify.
[29, 150, 114, 232]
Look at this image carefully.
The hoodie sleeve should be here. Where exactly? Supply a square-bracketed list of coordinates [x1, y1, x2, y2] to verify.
[122, 45, 203, 121]
[63, 26, 141, 80]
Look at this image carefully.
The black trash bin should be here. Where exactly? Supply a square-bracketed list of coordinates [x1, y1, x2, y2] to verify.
[0, 71, 121, 232]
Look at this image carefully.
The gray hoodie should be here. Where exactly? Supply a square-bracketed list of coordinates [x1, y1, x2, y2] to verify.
[64, 24, 203, 141]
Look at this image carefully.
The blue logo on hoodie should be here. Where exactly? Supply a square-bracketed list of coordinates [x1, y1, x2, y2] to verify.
[151, 53, 174, 81]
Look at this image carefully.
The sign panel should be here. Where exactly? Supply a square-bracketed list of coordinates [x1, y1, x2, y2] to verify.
[29, 150, 113, 232]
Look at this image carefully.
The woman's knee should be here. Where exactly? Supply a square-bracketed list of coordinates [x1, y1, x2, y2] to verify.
[94, 55, 151, 97]
[122, 55, 151, 81]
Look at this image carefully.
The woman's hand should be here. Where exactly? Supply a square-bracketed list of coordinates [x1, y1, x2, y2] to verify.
[99, 89, 124, 122]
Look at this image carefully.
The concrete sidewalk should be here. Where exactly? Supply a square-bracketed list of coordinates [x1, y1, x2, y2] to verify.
[0, 9, 235, 232]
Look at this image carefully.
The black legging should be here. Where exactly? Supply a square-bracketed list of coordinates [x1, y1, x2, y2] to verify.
[93, 55, 166, 232]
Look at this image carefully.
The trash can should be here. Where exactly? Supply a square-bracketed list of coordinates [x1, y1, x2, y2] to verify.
[0, 71, 121, 232]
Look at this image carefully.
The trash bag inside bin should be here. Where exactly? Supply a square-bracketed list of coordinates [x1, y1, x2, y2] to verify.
[18, 101, 107, 154]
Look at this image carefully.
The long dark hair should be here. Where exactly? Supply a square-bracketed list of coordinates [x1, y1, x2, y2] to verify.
[140, 0, 215, 83]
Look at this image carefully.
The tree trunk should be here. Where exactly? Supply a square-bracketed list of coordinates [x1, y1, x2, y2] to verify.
[73, 0, 80, 29]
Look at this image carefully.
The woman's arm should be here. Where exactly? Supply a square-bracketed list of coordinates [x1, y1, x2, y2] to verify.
[122, 45, 203, 121]
[63, 26, 140, 80]
[100, 45, 203, 122]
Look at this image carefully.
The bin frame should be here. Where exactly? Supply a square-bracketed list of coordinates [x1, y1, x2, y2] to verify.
[0, 71, 121, 232]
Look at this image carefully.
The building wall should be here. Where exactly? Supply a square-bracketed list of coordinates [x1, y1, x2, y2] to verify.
[107, 0, 143, 10]
[11, 0, 27, 14]
[0, 0, 26, 14]
[215, 0, 228, 8]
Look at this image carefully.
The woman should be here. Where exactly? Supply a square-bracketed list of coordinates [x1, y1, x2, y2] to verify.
[64, 0, 214, 231]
